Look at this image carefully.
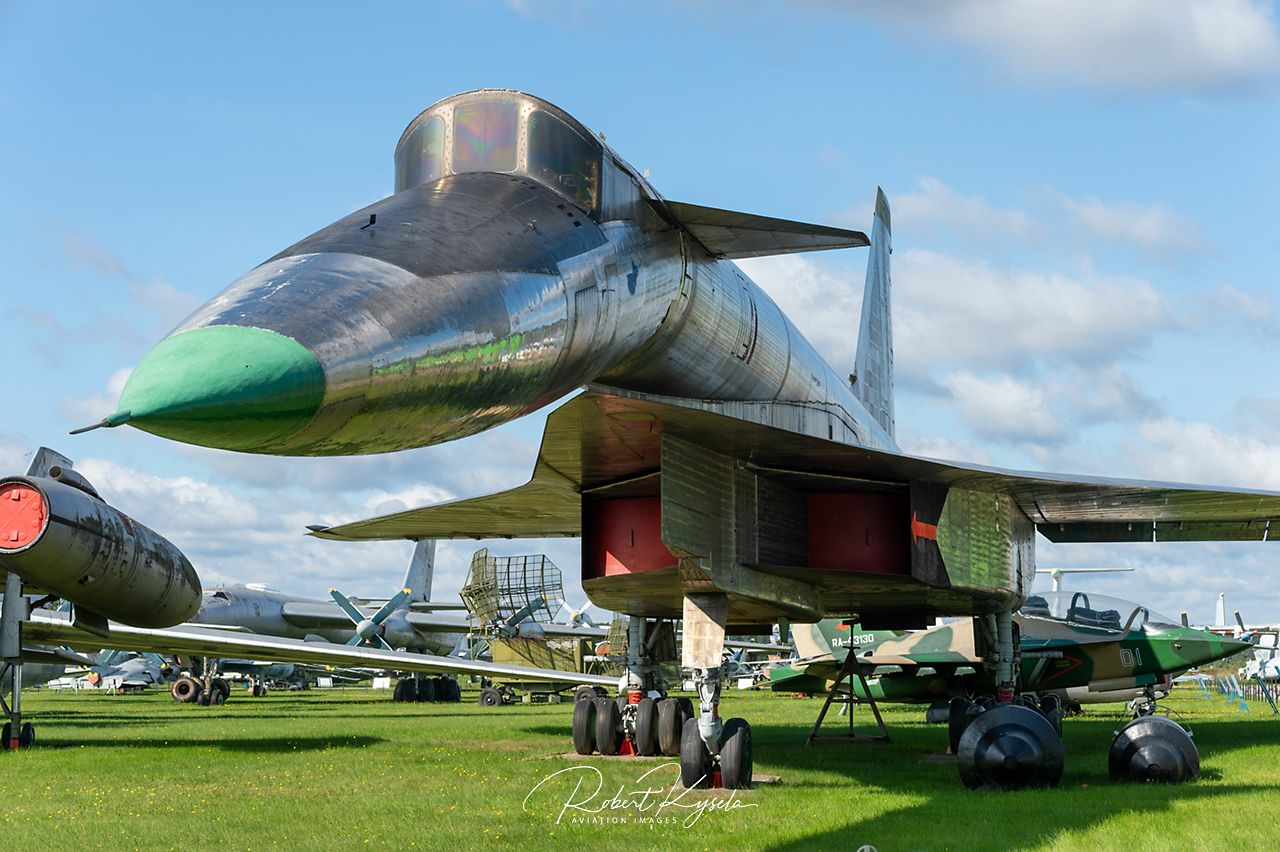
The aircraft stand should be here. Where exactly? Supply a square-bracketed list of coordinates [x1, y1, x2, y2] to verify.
[804, 647, 890, 745]
[0, 572, 34, 749]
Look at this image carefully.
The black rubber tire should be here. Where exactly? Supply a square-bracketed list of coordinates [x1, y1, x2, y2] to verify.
[948, 696, 973, 755]
[572, 695, 597, 755]
[1, 722, 10, 750]
[676, 697, 695, 727]
[679, 717, 711, 789]
[574, 685, 597, 704]
[446, 678, 461, 702]
[615, 695, 629, 717]
[657, 698, 681, 756]
[416, 678, 436, 703]
[171, 677, 201, 704]
[197, 689, 211, 707]
[595, 697, 621, 755]
[720, 718, 753, 789]
[635, 698, 659, 756]
[393, 679, 411, 702]
[212, 678, 231, 703]
[479, 687, 503, 707]
[18, 723, 34, 748]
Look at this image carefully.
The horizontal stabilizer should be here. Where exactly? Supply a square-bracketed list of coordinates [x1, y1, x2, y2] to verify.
[663, 200, 868, 259]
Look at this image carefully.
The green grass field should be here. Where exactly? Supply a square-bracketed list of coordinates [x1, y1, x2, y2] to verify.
[0, 685, 1276, 850]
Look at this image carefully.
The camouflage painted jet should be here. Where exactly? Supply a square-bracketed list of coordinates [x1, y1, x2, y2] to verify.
[73, 89, 1280, 789]
[772, 590, 1252, 713]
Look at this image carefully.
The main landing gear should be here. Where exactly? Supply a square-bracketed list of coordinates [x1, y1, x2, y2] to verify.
[569, 610, 755, 788]
[946, 615, 1198, 788]
[0, 573, 34, 750]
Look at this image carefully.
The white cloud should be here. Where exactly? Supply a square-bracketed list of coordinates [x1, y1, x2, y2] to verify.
[895, 250, 1172, 380]
[1053, 193, 1209, 260]
[894, 177, 1040, 244]
[834, 0, 1280, 94]
[60, 367, 131, 426]
[1132, 417, 1280, 488]
[940, 372, 1068, 443]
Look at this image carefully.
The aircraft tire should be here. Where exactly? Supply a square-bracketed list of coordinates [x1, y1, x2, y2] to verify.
[416, 678, 436, 702]
[1, 722, 9, 749]
[657, 698, 681, 756]
[948, 696, 972, 754]
[445, 678, 461, 702]
[573, 685, 597, 704]
[679, 717, 711, 789]
[212, 678, 231, 704]
[393, 679, 411, 702]
[478, 687, 503, 707]
[171, 677, 201, 704]
[572, 695, 597, 755]
[635, 697, 659, 756]
[957, 703, 1064, 790]
[720, 718, 753, 789]
[1038, 694, 1063, 736]
[18, 723, 34, 748]
[594, 697, 621, 755]
[675, 697, 695, 727]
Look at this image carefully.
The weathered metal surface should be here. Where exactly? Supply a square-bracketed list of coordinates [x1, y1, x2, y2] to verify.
[0, 476, 200, 627]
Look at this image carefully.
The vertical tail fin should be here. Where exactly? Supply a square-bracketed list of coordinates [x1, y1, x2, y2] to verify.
[852, 188, 894, 440]
[401, 540, 436, 603]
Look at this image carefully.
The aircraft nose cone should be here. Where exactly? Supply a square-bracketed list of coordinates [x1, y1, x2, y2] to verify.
[114, 326, 325, 452]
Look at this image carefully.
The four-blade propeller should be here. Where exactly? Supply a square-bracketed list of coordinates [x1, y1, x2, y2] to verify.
[329, 587, 412, 650]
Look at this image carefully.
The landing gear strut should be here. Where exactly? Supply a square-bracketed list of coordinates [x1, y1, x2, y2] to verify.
[0, 572, 32, 750]
[951, 611, 1064, 790]
[676, 594, 753, 790]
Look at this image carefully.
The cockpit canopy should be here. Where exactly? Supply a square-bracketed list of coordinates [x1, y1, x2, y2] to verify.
[395, 90, 644, 222]
[1019, 590, 1179, 632]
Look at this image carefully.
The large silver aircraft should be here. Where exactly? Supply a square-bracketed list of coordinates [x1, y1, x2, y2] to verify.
[78, 89, 1280, 789]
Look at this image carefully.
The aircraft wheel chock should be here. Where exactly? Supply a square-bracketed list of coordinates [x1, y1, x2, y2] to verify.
[1108, 715, 1199, 783]
[595, 697, 621, 755]
[572, 695, 597, 755]
[679, 717, 711, 789]
[958, 703, 1064, 790]
[720, 718, 753, 789]
[657, 698, 681, 756]
[635, 697, 659, 756]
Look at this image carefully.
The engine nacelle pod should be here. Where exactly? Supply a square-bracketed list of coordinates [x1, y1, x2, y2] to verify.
[0, 475, 201, 628]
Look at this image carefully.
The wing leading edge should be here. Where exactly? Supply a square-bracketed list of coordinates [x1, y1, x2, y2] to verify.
[22, 610, 616, 687]
[309, 389, 1280, 544]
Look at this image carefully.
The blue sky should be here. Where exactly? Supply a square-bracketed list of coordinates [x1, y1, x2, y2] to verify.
[2, 1, 1279, 624]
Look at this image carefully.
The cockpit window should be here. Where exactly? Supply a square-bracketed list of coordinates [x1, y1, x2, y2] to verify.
[1019, 590, 1178, 631]
[394, 116, 444, 193]
[208, 591, 230, 601]
[453, 101, 518, 174]
[528, 110, 599, 212]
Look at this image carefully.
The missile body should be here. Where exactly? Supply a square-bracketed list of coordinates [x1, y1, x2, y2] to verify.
[105, 90, 891, 457]
[0, 475, 201, 627]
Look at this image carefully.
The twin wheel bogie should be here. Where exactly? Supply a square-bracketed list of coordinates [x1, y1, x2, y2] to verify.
[571, 693, 754, 789]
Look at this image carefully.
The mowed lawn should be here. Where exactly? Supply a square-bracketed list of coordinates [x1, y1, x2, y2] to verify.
[0, 685, 1277, 850]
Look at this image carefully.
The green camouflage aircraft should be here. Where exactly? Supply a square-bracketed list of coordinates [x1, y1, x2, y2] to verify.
[771, 590, 1254, 787]
[773, 590, 1250, 705]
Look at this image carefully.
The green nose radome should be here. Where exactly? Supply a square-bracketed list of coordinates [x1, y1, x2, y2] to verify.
[109, 326, 325, 451]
